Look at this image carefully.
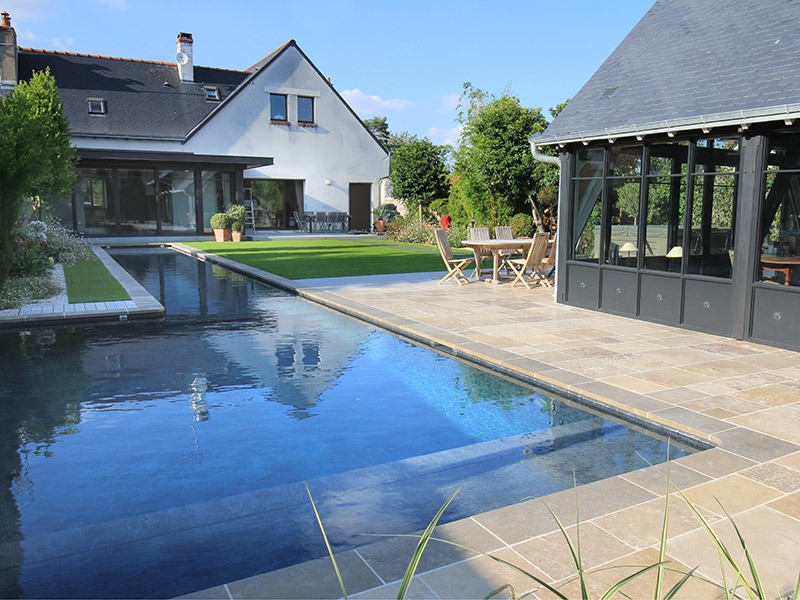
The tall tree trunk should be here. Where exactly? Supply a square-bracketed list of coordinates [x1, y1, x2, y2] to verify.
[528, 194, 545, 232]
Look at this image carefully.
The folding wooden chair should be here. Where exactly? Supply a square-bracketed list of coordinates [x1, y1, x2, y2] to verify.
[540, 234, 557, 287]
[494, 225, 518, 275]
[468, 226, 491, 279]
[507, 232, 550, 289]
[434, 229, 475, 286]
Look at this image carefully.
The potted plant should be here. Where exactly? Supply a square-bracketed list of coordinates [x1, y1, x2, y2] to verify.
[210, 212, 232, 242]
[227, 204, 246, 229]
[372, 204, 389, 233]
[231, 220, 243, 242]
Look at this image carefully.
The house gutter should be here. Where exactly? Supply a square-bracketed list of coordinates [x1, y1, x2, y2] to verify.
[529, 132, 561, 166]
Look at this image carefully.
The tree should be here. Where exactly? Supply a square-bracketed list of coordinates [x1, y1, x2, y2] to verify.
[388, 134, 450, 220]
[0, 69, 76, 287]
[363, 116, 390, 149]
[451, 83, 558, 227]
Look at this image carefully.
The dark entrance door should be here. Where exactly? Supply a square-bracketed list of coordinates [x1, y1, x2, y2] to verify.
[349, 183, 371, 231]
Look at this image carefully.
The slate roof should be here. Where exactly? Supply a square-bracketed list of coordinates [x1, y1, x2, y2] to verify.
[538, 0, 800, 146]
[18, 48, 249, 139]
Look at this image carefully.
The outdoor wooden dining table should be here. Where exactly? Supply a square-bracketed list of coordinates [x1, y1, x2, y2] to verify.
[461, 238, 535, 284]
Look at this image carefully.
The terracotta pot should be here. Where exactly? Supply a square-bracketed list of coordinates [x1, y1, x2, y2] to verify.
[213, 228, 232, 242]
[231, 230, 243, 242]
[374, 219, 386, 233]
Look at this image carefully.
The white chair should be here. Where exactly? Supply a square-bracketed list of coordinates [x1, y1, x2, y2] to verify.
[468, 226, 491, 279]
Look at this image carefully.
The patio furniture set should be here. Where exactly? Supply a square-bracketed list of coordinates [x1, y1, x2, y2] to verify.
[293, 211, 350, 232]
[435, 227, 556, 289]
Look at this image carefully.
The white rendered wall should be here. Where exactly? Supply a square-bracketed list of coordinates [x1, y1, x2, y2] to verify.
[188, 46, 388, 213]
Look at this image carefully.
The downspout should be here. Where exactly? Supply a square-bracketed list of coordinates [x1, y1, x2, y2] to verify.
[529, 133, 562, 300]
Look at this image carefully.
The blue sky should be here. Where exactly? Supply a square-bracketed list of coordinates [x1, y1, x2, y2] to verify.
[6, 0, 653, 145]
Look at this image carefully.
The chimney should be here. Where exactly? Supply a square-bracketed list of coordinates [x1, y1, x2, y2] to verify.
[176, 32, 193, 83]
[0, 11, 18, 92]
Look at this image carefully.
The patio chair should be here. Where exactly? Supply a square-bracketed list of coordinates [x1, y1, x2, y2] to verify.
[435, 229, 475, 286]
[494, 225, 518, 274]
[468, 226, 491, 279]
[540, 234, 557, 287]
[507, 232, 550, 289]
[293, 210, 309, 232]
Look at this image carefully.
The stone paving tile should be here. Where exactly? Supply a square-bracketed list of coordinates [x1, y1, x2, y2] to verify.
[591, 496, 720, 550]
[712, 428, 799, 462]
[667, 506, 800, 598]
[672, 448, 757, 479]
[619, 462, 711, 496]
[535, 547, 724, 600]
[224, 550, 380, 599]
[511, 523, 636, 583]
[648, 406, 731, 435]
[740, 462, 800, 493]
[419, 547, 544, 600]
[728, 404, 800, 445]
[733, 383, 799, 408]
[679, 474, 783, 517]
[767, 490, 800, 519]
[680, 394, 764, 417]
[775, 451, 800, 471]
[353, 517, 505, 584]
[350, 578, 435, 599]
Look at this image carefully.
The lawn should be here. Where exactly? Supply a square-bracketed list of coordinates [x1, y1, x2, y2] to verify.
[63, 253, 130, 303]
[186, 238, 466, 279]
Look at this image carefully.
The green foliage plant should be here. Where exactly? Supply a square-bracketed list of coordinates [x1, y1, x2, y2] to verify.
[0, 272, 61, 309]
[509, 213, 535, 238]
[0, 69, 76, 289]
[230, 220, 242, 233]
[41, 217, 92, 265]
[389, 134, 450, 220]
[210, 213, 231, 230]
[451, 83, 552, 226]
[226, 203, 246, 223]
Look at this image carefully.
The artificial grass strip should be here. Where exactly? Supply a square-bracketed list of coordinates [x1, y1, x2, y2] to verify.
[63, 253, 130, 303]
[185, 238, 467, 280]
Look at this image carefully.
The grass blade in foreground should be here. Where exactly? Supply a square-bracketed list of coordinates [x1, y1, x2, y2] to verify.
[306, 484, 348, 600]
[396, 488, 460, 599]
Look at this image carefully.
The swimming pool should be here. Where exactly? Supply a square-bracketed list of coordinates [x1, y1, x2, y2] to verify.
[0, 248, 693, 598]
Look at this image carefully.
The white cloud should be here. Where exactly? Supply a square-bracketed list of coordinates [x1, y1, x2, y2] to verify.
[428, 126, 462, 147]
[436, 93, 460, 112]
[52, 36, 74, 51]
[18, 30, 40, 45]
[340, 88, 412, 116]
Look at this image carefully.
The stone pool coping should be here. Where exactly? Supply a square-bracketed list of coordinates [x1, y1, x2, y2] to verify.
[4, 243, 797, 598]
[169, 243, 800, 600]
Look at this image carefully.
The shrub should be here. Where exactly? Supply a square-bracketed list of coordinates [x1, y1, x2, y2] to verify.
[41, 218, 92, 265]
[210, 213, 231, 229]
[230, 220, 242, 232]
[10, 243, 52, 278]
[509, 213, 535, 238]
[226, 204, 246, 223]
[386, 214, 435, 245]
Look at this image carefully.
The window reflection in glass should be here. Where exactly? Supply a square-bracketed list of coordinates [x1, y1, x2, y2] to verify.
[270, 93, 287, 121]
[572, 177, 602, 262]
[298, 96, 314, 123]
[75, 167, 116, 235]
[575, 147, 604, 179]
[119, 169, 158, 234]
[609, 146, 642, 177]
[644, 175, 686, 272]
[201, 171, 234, 232]
[159, 169, 196, 233]
[684, 138, 738, 278]
[606, 178, 640, 266]
[761, 133, 800, 285]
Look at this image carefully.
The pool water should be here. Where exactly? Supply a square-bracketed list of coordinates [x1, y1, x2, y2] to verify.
[0, 249, 692, 598]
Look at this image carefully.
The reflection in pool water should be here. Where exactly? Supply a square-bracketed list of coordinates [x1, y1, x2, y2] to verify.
[0, 249, 692, 598]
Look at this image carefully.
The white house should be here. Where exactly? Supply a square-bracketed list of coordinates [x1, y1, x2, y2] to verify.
[0, 11, 389, 236]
